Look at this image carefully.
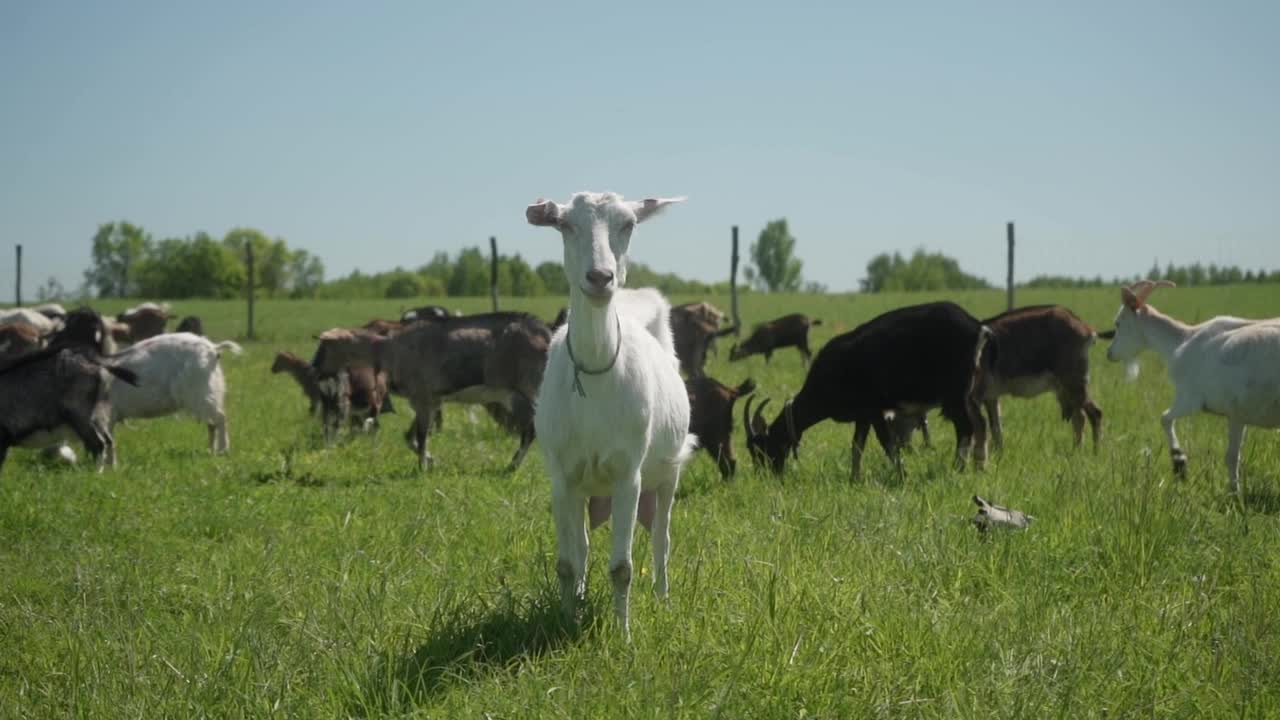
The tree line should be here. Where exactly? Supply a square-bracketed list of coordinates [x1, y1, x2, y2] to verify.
[76, 220, 732, 301]
[69, 219, 1280, 300]
[83, 222, 324, 299]
[1023, 261, 1280, 289]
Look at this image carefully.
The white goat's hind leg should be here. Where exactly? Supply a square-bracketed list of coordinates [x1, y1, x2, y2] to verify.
[609, 471, 643, 640]
[211, 411, 230, 454]
[649, 472, 679, 599]
[1225, 420, 1246, 495]
[1162, 395, 1197, 477]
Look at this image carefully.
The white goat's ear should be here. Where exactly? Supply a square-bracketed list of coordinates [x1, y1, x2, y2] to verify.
[630, 196, 686, 223]
[1121, 287, 1142, 312]
[526, 198, 564, 227]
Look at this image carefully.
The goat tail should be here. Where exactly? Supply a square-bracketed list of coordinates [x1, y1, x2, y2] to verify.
[1096, 328, 1116, 340]
[734, 377, 758, 397]
[107, 365, 140, 387]
[214, 340, 244, 357]
[974, 325, 996, 369]
[676, 433, 699, 465]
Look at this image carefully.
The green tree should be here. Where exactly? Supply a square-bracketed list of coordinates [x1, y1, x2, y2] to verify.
[449, 247, 489, 296]
[749, 219, 803, 292]
[384, 269, 425, 298]
[536, 261, 569, 295]
[288, 249, 325, 298]
[84, 221, 151, 297]
[136, 233, 245, 298]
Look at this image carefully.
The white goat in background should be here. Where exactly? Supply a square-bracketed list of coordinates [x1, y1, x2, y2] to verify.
[106, 332, 242, 463]
[527, 191, 697, 639]
[1106, 280, 1280, 494]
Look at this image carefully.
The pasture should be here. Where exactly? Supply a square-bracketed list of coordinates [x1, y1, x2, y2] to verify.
[3, 286, 1279, 718]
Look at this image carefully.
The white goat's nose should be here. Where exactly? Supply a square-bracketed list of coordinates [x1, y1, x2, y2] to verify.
[586, 269, 614, 288]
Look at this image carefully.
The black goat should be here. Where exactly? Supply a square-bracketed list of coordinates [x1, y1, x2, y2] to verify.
[401, 305, 453, 324]
[744, 302, 991, 480]
[730, 313, 822, 366]
[175, 316, 205, 336]
[0, 309, 139, 473]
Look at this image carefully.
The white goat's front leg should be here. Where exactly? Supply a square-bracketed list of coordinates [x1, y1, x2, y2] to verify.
[551, 479, 588, 623]
[1161, 395, 1197, 477]
[649, 473, 678, 599]
[609, 471, 643, 640]
[1226, 420, 1246, 495]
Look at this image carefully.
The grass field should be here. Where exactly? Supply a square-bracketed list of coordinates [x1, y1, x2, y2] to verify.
[3, 286, 1279, 718]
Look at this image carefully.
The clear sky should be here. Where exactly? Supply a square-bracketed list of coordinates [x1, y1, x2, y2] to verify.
[2, 1, 1278, 300]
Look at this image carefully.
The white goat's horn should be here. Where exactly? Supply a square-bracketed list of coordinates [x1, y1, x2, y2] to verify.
[1134, 279, 1176, 303]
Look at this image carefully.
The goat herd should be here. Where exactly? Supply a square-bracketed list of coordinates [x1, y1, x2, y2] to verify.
[3, 192, 1278, 638]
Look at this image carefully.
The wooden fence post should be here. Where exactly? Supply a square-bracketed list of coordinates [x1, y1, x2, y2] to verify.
[489, 236, 499, 312]
[14, 244, 21, 306]
[730, 226, 741, 335]
[245, 241, 256, 340]
[1006, 222, 1015, 311]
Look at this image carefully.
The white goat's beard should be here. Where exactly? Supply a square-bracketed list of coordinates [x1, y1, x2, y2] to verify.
[1124, 360, 1140, 382]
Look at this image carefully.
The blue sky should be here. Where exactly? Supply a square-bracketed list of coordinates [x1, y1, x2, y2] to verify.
[2, 1, 1278, 299]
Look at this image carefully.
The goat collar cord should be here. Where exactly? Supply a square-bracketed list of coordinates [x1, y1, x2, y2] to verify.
[566, 314, 622, 398]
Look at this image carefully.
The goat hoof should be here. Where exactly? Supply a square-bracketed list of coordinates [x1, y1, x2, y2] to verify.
[1171, 452, 1188, 477]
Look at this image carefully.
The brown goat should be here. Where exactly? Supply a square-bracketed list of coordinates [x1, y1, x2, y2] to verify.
[670, 302, 736, 378]
[312, 312, 550, 470]
[0, 322, 45, 364]
[971, 304, 1103, 451]
[362, 319, 403, 336]
[688, 376, 756, 479]
[730, 313, 822, 366]
[272, 351, 393, 444]
[117, 304, 169, 342]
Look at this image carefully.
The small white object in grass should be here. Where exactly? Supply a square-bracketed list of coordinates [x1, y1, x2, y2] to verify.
[973, 495, 1033, 531]
[40, 444, 78, 465]
[1124, 360, 1140, 381]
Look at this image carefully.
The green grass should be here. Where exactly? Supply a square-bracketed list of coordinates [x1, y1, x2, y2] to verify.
[3, 286, 1280, 718]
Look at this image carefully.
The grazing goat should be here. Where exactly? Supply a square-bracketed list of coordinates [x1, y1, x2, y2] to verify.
[730, 313, 822, 366]
[175, 316, 205, 336]
[527, 191, 696, 639]
[745, 302, 990, 480]
[104, 332, 242, 462]
[272, 351, 326, 415]
[273, 351, 393, 442]
[401, 305, 452, 323]
[970, 305, 1104, 452]
[688, 376, 755, 478]
[117, 303, 169, 342]
[0, 310, 138, 473]
[312, 312, 549, 470]
[1105, 280, 1280, 495]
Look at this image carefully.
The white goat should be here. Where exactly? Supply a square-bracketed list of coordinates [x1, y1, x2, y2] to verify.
[527, 191, 697, 639]
[1106, 280, 1280, 494]
[105, 332, 243, 463]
